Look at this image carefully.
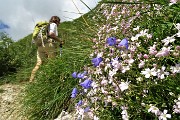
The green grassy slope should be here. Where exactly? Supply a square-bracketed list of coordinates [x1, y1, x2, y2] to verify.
[21, 8, 100, 120]
[0, 2, 101, 119]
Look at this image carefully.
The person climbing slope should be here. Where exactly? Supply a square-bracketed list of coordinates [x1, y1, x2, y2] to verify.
[29, 16, 63, 82]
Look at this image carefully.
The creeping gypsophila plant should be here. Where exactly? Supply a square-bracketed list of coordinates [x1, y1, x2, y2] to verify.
[67, 1, 180, 120]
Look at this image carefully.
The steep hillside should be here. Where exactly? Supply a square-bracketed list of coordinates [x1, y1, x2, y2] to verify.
[0, 2, 100, 120]
[1, 0, 180, 120]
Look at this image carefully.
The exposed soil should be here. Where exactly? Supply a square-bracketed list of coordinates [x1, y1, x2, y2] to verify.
[0, 83, 27, 120]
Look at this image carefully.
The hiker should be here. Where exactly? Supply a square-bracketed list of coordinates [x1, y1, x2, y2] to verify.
[29, 16, 63, 82]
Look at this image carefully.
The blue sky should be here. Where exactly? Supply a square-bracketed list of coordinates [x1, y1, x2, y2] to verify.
[0, 0, 101, 41]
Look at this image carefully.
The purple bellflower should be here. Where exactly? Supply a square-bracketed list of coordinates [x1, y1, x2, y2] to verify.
[83, 71, 87, 75]
[71, 88, 78, 98]
[80, 79, 92, 89]
[84, 106, 90, 112]
[106, 37, 117, 46]
[92, 57, 103, 67]
[77, 100, 83, 106]
[118, 38, 128, 50]
[72, 72, 77, 78]
[77, 73, 85, 79]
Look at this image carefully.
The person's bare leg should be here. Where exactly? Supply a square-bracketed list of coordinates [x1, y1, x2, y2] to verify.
[29, 52, 42, 82]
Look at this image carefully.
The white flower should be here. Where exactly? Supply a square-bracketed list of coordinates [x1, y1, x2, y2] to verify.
[93, 115, 99, 120]
[121, 106, 129, 120]
[175, 23, 180, 30]
[121, 65, 130, 73]
[141, 68, 157, 78]
[109, 69, 117, 77]
[97, 52, 103, 57]
[157, 66, 169, 79]
[161, 36, 175, 46]
[119, 81, 130, 91]
[170, 64, 180, 74]
[136, 77, 143, 82]
[169, 0, 177, 6]
[131, 36, 138, 41]
[111, 58, 121, 69]
[158, 110, 171, 120]
[177, 31, 180, 37]
[139, 29, 148, 36]
[133, 26, 140, 31]
[127, 58, 134, 65]
[94, 67, 102, 75]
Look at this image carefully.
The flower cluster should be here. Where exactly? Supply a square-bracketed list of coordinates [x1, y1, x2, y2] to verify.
[148, 104, 171, 120]
[69, 1, 180, 120]
[173, 96, 180, 114]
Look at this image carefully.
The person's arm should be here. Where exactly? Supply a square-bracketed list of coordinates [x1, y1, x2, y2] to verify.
[48, 32, 63, 44]
[48, 23, 64, 44]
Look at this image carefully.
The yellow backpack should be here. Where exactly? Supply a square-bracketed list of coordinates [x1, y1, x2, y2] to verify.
[32, 21, 49, 47]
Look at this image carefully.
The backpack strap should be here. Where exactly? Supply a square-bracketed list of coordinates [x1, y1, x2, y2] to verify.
[39, 28, 45, 47]
[39, 23, 50, 47]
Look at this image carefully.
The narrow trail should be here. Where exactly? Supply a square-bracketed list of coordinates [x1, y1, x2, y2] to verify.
[0, 83, 89, 120]
[0, 83, 27, 120]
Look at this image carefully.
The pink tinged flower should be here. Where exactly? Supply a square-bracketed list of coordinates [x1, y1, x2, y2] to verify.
[138, 60, 145, 68]
[137, 53, 142, 59]
[155, 48, 170, 57]
[143, 54, 149, 59]
[158, 110, 171, 120]
[101, 79, 108, 86]
[173, 97, 180, 113]
[176, 46, 180, 50]
[146, 34, 152, 39]
[136, 11, 140, 17]
[148, 105, 160, 115]
[155, 51, 169, 57]
[141, 68, 157, 78]
[149, 45, 157, 55]
[119, 81, 129, 92]
[169, 0, 177, 5]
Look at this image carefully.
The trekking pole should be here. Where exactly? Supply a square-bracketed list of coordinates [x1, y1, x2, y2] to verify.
[59, 43, 62, 57]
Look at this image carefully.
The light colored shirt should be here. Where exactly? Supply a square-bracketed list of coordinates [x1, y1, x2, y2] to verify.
[49, 23, 58, 36]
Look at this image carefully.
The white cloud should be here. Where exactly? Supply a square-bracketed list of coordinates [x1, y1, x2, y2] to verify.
[0, 0, 101, 41]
